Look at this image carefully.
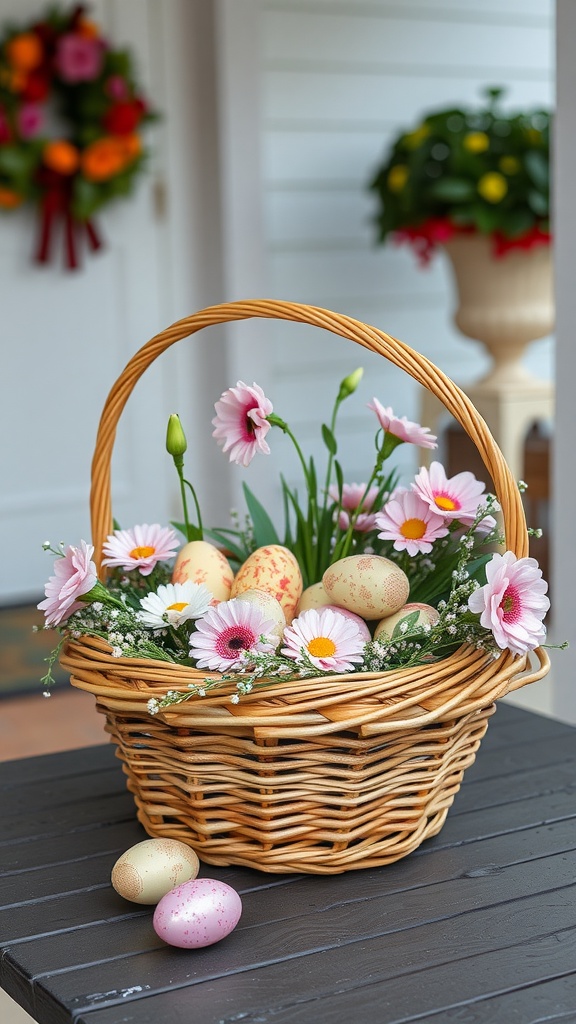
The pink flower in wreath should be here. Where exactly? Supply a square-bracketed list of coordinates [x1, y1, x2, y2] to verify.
[17, 102, 44, 139]
[468, 551, 549, 657]
[412, 461, 496, 530]
[212, 381, 273, 467]
[328, 482, 379, 532]
[55, 33, 104, 83]
[375, 488, 449, 556]
[367, 398, 437, 449]
[38, 540, 97, 626]
[102, 524, 179, 576]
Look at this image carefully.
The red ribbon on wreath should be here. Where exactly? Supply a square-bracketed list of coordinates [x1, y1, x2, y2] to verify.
[34, 167, 102, 271]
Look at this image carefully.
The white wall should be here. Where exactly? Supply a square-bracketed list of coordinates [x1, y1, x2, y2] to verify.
[254, 0, 555, 497]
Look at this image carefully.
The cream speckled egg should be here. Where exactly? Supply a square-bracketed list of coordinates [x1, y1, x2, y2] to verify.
[374, 602, 439, 640]
[231, 545, 303, 623]
[233, 588, 286, 646]
[297, 582, 332, 613]
[322, 555, 409, 620]
[172, 540, 234, 602]
[111, 838, 200, 905]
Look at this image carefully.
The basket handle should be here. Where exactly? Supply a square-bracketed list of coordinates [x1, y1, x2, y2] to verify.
[90, 299, 528, 574]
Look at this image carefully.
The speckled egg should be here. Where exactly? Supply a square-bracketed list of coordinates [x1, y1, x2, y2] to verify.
[233, 588, 286, 646]
[153, 878, 242, 949]
[297, 581, 332, 613]
[374, 602, 439, 640]
[172, 540, 234, 602]
[231, 545, 303, 623]
[111, 838, 200, 905]
[322, 555, 409, 620]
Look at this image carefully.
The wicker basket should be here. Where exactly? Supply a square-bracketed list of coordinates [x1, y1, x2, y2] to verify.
[63, 299, 549, 874]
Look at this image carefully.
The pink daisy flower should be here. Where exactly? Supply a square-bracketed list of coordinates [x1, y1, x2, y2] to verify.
[468, 551, 549, 656]
[212, 381, 273, 467]
[102, 524, 179, 577]
[328, 482, 379, 532]
[38, 541, 97, 627]
[367, 398, 437, 449]
[282, 607, 366, 673]
[375, 489, 449, 556]
[189, 599, 278, 671]
[412, 461, 495, 527]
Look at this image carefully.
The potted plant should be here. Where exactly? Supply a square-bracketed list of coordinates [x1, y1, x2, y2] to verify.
[368, 86, 550, 264]
[368, 87, 553, 394]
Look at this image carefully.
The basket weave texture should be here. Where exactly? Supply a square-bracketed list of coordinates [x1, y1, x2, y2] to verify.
[63, 300, 549, 874]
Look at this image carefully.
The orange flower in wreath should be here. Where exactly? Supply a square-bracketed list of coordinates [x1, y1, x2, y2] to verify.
[5, 32, 43, 73]
[43, 140, 80, 176]
[0, 186, 23, 208]
[81, 137, 129, 182]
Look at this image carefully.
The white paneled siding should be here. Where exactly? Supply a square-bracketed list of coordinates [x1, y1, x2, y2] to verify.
[254, 0, 554, 495]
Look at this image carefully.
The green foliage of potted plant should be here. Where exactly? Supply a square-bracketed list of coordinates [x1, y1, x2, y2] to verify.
[368, 87, 551, 263]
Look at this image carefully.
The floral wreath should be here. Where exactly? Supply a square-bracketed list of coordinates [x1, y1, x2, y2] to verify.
[0, 4, 156, 269]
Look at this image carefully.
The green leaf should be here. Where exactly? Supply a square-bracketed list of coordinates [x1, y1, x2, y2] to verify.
[391, 610, 421, 639]
[527, 189, 549, 216]
[242, 483, 280, 547]
[321, 423, 337, 455]
[524, 150, 549, 189]
[203, 528, 247, 565]
[429, 177, 476, 202]
[334, 460, 344, 499]
[472, 204, 502, 233]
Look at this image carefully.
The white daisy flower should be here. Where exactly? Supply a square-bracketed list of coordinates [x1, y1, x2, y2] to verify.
[138, 581, 212, 631]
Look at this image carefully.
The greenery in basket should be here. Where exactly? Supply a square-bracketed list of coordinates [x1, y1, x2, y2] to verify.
[368, 87, 551, 264]
[38, 368, 552, 710]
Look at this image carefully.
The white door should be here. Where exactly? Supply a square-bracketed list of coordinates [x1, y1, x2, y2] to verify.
[0, 0, 189, 604]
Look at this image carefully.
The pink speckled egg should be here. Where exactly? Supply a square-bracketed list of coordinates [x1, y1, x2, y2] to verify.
[153, 878, 242, 949]
[322, 554, 409, 620]
[231, 545, 303, 623]
[172, 541, 234, 602]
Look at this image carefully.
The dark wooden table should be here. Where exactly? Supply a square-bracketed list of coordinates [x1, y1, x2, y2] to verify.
[2, 702, 576, 1024]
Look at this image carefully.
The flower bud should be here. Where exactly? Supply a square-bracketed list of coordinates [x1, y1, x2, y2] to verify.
[166, 414, 187, 459]
[338, 367, 364, 401]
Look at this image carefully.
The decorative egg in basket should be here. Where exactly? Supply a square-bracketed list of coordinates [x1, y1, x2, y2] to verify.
[322, 554, 409, 620]
[172, 539, 234, 602]
[231, 544, 303, 622]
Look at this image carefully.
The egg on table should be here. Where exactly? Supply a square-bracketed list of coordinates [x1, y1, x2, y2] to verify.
[111, 838, 200, 905]
[231, 544, 303, 622]
[172, 540, 234, 602]
[374, 602, 440, 640]
[153, 877, 242, 949]
[322, 554, 409, 620]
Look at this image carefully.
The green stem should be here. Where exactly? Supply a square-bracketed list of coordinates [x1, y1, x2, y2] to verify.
[269, 413, 319, 556]
[322, 396, 343, 515]
[176, 462, 192, 540]
[184, 476, 203, 537]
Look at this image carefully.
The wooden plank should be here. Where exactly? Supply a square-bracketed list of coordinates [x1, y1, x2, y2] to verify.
[401, 972, 576, 1023]
[12, 858, 576, 1024]
[0, 746, 116, 789]
[5, 815, 576, 979]
[26, 884, 576, 1024]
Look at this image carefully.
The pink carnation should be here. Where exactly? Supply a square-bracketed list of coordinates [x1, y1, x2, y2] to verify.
[468, 551, 549, 656]
[38, 541, 97, 626]
[367, 398, 437, 449]
[328, 482, 379, 532]
[212, 381, 273, 467]
[55, 33, 104, 83]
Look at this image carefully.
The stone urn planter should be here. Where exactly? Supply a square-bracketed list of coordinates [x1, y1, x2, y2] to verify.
[442, 234, 554, 394]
